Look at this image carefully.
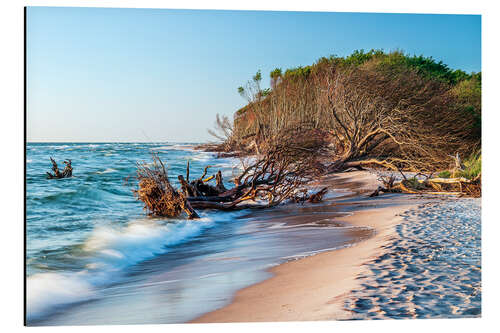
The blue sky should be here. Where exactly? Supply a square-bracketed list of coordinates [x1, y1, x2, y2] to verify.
[27, 7, 481, 142]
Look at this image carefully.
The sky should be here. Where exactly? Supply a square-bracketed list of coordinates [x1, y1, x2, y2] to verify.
[26, 7, 481, 142]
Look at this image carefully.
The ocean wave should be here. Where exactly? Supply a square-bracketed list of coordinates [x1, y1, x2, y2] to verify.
[150, 144, 196, 151]
[75, 144, 101, 150]
[31, 190, 79, 203]
[30, 188, 99, 204]
[30, 185, 130, 205]
[53, 145, 71, 150]
[83, 217, 216, 273]
[26, 212, 241, 322]
[190, 153, 213, 161]
[96, 168, 118, 174]
[27, 273, 95, 321]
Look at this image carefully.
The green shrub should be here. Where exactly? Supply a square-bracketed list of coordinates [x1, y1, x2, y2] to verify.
[457, 152, 481, 180]
[452, 75, 481, 138]
[284, 66, 312, 79]
[437, 171, 451, 178]
[405, 177, 426, 190]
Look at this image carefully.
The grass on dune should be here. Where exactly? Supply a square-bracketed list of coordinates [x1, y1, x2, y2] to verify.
[457, 151, 481, 179]
[438, 151, 481, 180]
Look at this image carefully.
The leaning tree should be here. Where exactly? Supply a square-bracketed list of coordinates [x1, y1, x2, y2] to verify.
[318, 65, 477, 172]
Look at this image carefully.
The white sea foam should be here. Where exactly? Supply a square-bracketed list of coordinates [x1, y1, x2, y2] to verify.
[280, 243, 357, 261]
[26, 273, 95, 321]
[83, 217, 216, 274]
[26, 213, 240, 322]
[190, 153, 213, 162]
[151, 144, 196, 151]
[96, 168, 117, 174]
[149, 146, 171, 151]
[52, 145, 70, 150]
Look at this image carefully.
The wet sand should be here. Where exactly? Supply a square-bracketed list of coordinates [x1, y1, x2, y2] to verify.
[193, 171, 427, 322]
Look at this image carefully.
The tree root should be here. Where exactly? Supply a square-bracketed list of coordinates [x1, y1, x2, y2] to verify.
[46, 157, 73, 179]
[134, 153, 327, 219]
[291, 187, 329, 204]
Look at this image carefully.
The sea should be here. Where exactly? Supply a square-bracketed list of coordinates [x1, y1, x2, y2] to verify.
[26, 142, 374, 325]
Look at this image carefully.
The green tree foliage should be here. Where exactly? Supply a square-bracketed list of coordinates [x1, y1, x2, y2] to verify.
[270, 68, 282, 88]
[237, 70, 265, 103]
[260, 88, 272, 97]
[253, 70, 262, 83]
[313, 49, 477, 85]
[452, 73, 481, 137]
[270, 68, 282, 79]
[340, 49, 384, 66]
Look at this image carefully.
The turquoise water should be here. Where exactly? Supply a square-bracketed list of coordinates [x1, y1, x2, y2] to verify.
[27, 142, 237, 276]
[26, 142, 373, 325]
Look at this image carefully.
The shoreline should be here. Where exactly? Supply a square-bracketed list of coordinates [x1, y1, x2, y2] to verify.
[192, 171, 423, 323]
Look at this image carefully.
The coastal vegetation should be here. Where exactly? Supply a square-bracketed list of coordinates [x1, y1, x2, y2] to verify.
[215, 49, 481, 176]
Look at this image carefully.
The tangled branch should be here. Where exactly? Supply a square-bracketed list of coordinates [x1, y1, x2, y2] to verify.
[46, 157, 73, 179]
[134, 147, 326, 218]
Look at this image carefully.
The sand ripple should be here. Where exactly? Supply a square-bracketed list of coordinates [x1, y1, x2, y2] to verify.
[344, 198, 481, 319]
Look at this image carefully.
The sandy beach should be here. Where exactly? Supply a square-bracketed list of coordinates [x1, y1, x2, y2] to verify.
[193, 171, 481, 322]
[193, 171, 417, 322]
[26, 147, 481, 325]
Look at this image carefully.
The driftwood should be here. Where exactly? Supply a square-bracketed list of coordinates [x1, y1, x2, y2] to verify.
[46, 158, 73, 179]
[134, 150, 327, 219]
[369, 174, 481, 198]
[292, 187, 329, 204]
[134, 155, 199, 219]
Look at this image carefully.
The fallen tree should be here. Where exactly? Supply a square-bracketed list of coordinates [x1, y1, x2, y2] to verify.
[134, 146, 327, 218]
[369, 173, 481, 198]
[134, 155, 199, 219]
[319, 66, 478, 173]
[46, 157, 73, 179]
